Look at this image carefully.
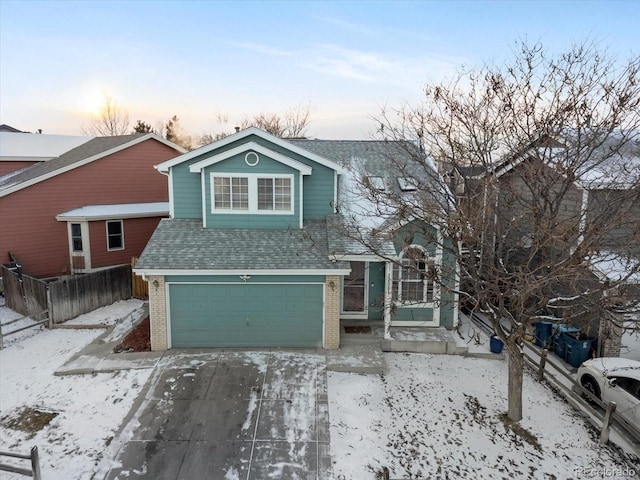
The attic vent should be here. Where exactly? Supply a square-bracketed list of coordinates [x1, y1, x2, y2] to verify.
[367, 176, 385, 190]
[398, 177, 417, 191]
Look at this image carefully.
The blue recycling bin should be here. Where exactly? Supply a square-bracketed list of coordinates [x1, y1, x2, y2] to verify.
[564, 335, 594, 368]
[490, 335, 504, 354]
[552, 325, 580, 358]
[534, 322, 553, 347]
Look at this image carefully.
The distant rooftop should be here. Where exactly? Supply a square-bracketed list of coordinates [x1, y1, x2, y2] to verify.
[0, 132, 93, 161]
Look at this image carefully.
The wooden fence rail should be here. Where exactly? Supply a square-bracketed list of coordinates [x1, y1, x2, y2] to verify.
[0, 310, 50, 349]
[0, 446, 41, 479]
[2, 263, 133, 325]
[523, 343, 640, 447]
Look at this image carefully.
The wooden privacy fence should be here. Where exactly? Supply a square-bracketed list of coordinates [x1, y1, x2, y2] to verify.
[131, 257, 148, 299]
[2, 264, 133, 324]
[1, 264, 47, 317]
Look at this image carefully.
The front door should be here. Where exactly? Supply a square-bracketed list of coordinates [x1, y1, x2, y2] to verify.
[341, 261, 368, 318]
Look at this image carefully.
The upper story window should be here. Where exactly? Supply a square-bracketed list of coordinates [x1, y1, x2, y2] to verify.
[258, 177, 292, 211]
[392, 246, 435, 304]
[214, 177, 249, 210]
[106, 220, 124, 251]
[211, 173, 294, 214]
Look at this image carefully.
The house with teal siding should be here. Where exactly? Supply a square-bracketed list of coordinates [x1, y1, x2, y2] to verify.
[134, 127, 459, 350]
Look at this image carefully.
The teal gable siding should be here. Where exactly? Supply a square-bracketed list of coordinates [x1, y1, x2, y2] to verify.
[168, 133, 338, 225]
[303, 166, 335, 219]
[171, 162, 203, 219]
[203, 153, 300, 229]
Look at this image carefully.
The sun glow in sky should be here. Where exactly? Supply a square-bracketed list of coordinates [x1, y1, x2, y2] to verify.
[1, 0, 638, 140]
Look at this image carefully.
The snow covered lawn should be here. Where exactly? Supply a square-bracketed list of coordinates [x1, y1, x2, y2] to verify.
[0, 299, 152, 480]
[328, 353, 639, 479]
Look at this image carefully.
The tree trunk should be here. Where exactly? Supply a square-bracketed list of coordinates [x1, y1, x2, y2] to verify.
[507, 342, 524, 422]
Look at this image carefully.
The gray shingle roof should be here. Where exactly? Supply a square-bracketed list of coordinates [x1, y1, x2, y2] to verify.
[0, 134, 142, 190]
[136, 218, 349, 271]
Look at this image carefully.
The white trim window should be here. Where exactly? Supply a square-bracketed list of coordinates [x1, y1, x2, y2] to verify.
[71, 223, 83, 252]
[213, 176, 249, 211]
[106, 220, 125, 251]
[211, 173, 294, 214]
[392, 246, 434, 304]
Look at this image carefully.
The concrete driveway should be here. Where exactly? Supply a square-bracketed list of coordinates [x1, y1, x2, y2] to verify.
[105, 350, 331, 479]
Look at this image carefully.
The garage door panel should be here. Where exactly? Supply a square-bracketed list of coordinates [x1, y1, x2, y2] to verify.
[169, 284, 323, 348]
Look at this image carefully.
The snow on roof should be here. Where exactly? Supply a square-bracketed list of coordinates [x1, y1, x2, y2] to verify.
[0, 132, 94, 161]
[56, 202, 169, 221]
[590, 251, 640, 284]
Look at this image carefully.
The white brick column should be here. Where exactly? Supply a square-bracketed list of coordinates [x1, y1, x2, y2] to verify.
[147, 275, 168, 351]
[324, 275, 341, 349]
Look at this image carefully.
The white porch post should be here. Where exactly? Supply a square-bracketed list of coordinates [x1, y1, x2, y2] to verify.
[383, 260, 393, 339]
[433, 230, 443, 326]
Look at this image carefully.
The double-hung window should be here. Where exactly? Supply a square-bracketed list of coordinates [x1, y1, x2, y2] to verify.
[258, 177, 292, 211]
[71, 223, 83, 252]
[392, 246, 434, 304]
[211, 174, 293, 214]
[106, 220, 124, 251]
[213, 176, 249, 211]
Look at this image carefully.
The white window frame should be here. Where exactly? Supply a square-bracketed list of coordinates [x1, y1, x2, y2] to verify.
[106, 220, 125, 251]
[210, 173, 294, 215]
[71, 223, 83, 252]
[392, 245, 434, 306]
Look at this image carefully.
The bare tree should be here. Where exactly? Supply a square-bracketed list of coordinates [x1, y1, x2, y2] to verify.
[200, 103, 314, 144]
[241, 102, 313, 138]
[82, 94, 130, 136]
[344, 41, 640, 422]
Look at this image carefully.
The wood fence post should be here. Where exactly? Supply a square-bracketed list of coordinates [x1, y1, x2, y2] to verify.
[382, 466, 390, 480]
[31, 446, 41, 480]
[46, 284, 53, 329]
[600, 401, 617, 445]
[537, 349, 548, 382]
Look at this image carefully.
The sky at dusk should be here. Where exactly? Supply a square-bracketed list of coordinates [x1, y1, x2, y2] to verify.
[1, 0, 638, 140]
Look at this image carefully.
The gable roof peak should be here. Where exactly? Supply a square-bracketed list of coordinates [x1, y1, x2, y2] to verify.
[156, 126, 344, 173]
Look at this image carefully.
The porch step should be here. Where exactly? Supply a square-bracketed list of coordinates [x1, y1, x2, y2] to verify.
[326, 341, 386, 375]
[381, 327, 461, 355]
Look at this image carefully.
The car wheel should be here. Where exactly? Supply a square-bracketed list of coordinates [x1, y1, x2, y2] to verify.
[581, 375, 601, 401]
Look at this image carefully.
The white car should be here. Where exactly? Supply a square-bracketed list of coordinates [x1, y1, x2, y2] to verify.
[577, 357, 640, 428]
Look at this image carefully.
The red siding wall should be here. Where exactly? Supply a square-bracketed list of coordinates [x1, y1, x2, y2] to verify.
[88, 216, 164, 269]
[0, 160, 39, 176]
[0, 139, 178, 277]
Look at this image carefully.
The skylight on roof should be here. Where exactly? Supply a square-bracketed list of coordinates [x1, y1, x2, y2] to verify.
[398, 177, 417, 191]
[367, 176, 385, 190]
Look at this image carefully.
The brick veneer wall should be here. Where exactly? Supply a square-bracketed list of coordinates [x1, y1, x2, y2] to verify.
[324, 275, 341, 349]
[598, 317, 624, 358]
[147, 275, 168, 351]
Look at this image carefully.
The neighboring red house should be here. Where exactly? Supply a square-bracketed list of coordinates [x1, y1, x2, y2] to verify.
[0, 133, 184, 277]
